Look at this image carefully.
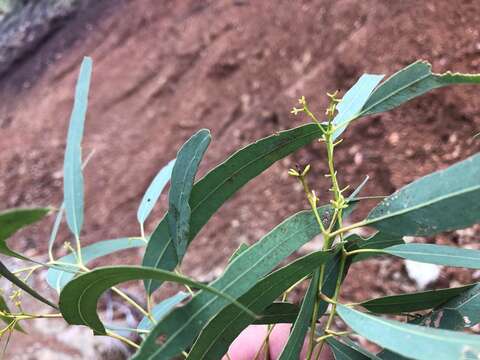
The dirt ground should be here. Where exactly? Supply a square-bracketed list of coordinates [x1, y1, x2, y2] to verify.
[1, 0, 480, 358]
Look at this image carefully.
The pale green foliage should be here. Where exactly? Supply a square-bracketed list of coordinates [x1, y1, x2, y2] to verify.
[1, 59, 480, 360]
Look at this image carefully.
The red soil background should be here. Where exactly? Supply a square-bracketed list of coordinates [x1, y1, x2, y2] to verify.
[1, 0, 480, 358]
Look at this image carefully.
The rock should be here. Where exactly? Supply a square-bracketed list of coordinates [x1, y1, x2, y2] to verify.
[0, 0, 80, 77]
[405, 260, 441, 289]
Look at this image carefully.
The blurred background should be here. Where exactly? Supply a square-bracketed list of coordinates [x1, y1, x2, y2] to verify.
[0, 0, 479, 358]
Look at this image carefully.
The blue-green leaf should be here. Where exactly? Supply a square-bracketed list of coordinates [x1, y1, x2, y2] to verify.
[59, 266, 254, 335]
[366, 153, 480, 236]
[63, 56, 92, 239]
[137, 159, 175, 229]
[417, 283, 480, 330]
[337, 305, 480, 360]
[333, 74, 384, 139]
[49, 149, 95, 259]
[187, 250, 337, 360]
[361, 283, 476, 314]
[46, 237, 145, 292]
[360, 60, 480, 117]
[278, 270, 320, 360]
[168, 129, 211, 261]
[136, 207, 332, 359]
[344, 232, 404, 263]
[0, 261, 57, 309]
[384, 243, 480, 269]
[347, 176, 370, 202]
[142, 123, 323, 294]
[0, 208, 49, 261]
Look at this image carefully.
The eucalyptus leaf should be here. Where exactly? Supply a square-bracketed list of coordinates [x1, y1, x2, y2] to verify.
[142, 123, 323, 294]
[0, 208, 49, 261]
[333, 74, 384, 139]
[63, 56, 92, 239]
[366, 153, 480, 236]
[168, 129, 211, 261]
[136, 207, 332, 359]
[49, 149, 95, 257]
[384, 243, 480, 269]
[59, 266, 255, 335]
[337, 305, 480, 360]
[345, 232, 404, 263]
[46, 237, 145, 292]
[0, 261, 57, 309]
[187, 249, 336, 360]
[360, 60, 480, 116]
[347, 175, 370, 202]
[417, 283, 480, 330]
[361, 283, 476, 314]
[278, 270, 320, 360]
[137, 159, 175, 229]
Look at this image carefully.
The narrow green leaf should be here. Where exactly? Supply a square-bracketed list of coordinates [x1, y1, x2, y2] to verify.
[0, 208, 49, 260]
[137, 159, 175, 228]
[347, 175, 370, 202]
[326, 337, 373, 360]
[361, 284, 476, 314]
[168, 129, 211, 261]
[360, 60, 480, 116]
[49, 149, 95, 257]
[345, 232, 404, 263]
[187, 250, 336, 360]
[252, 302, 300, 325]
[59, 266, 254, 335]
[137, 292, 188, 333]
[0, 261, 57, 309]
[333, 74, 384, 139]
[46, 237, 145, 292]
[63, 56, 92, 239]
[320, 248, 349, 315]
[384, 243, 480, 269]
[366, 153, 480, 236]
[278, 270, 320, 360]
[136, 208, 332, 359]
[228, 242, 249, 263]
[378, 285, 480, 358]
[417, 283, 480, 330]
[142, 123, 323, 294]
[337, 305, 480, 360]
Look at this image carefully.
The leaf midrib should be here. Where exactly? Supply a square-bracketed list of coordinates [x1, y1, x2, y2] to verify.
[366, 183, 480, 226]
[343, 307, 480, 346]
[146, 128, 319, 292]
[172, 135, 210, 250]
[149, 221, 318, 358]
[192, 252, 334, 359]
[388, 248, 480, 264]
[358, 70, 431, 116]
